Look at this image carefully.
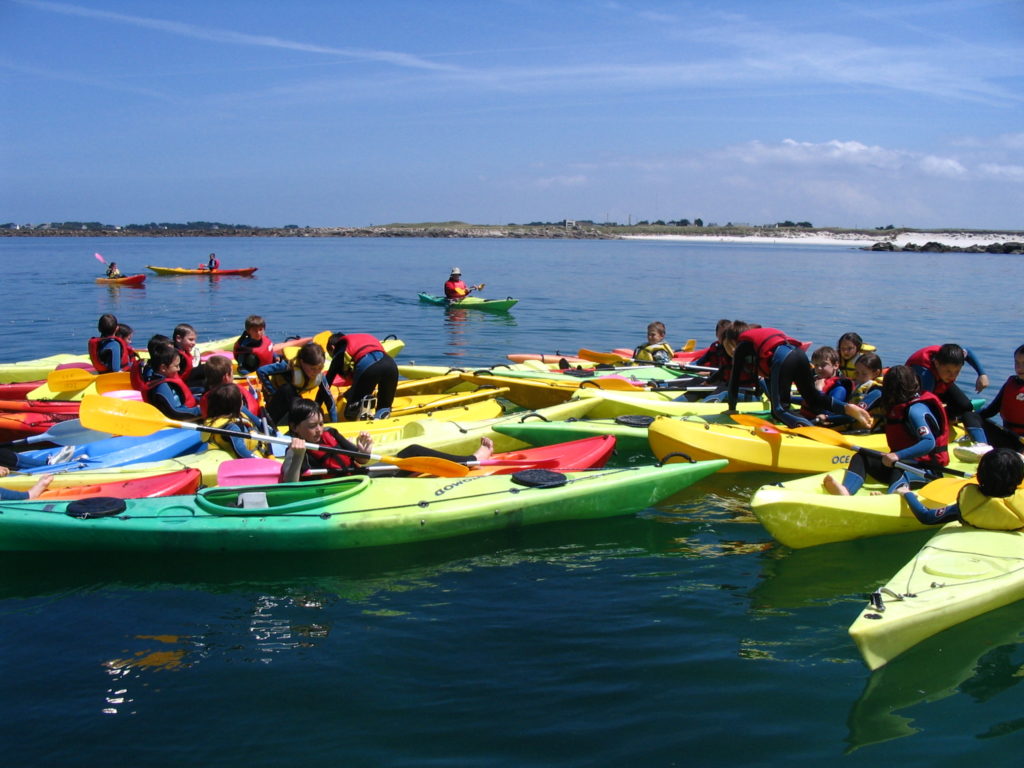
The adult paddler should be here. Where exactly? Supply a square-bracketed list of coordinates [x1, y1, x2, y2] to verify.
[443, 267, 483, 301]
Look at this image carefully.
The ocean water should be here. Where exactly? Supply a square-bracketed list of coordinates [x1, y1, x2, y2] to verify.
[1, 236, 1022, 766]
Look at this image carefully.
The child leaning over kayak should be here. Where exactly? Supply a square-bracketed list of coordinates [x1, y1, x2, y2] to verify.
[898, 447, 1024, 529]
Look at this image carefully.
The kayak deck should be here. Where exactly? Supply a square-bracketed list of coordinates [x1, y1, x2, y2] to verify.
[418, 293, 518, 312]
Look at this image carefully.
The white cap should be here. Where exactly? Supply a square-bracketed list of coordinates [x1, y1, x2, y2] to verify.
[451, 267, 461, 275]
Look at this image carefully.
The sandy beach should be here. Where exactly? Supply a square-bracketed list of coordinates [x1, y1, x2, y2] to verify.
[622, 230, 1023, 248]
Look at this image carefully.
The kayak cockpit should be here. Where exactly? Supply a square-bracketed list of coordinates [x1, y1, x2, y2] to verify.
[197, 476, 371, 516]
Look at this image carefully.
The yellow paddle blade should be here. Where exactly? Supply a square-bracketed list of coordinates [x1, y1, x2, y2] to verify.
[729, 413, 854, 447]
[313, 330, 333, 353]
[577, 348, 627, 365]
[46, 368, 97, 390]
[376, 454, 470, 477]
[94, 372, 134, 394]
[80, 395, 178, 436]
[915, 476, 976, 505]
[681, 338, 697, 352]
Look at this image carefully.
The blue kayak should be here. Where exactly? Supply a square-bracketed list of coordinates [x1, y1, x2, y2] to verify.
[16, 429, 206, 474]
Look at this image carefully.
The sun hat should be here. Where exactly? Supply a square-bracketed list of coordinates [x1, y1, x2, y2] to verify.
[451, 267, 461, 275]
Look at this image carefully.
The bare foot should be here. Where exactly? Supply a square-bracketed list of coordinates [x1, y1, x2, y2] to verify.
[474, 437, 494, 461]
[845, 403, 873, 430]
[823, 474, 850, 496]
[27, 474, 54, 499]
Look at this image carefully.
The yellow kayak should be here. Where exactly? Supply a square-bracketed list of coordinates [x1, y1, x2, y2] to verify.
[648, 416, 887, 474]
[569, 388, 768, 420]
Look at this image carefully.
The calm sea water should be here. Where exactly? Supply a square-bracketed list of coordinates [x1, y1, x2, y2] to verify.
[1, 236, 1022, 766]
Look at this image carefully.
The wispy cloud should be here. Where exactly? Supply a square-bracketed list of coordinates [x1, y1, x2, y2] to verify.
[15, 0, 461, 72]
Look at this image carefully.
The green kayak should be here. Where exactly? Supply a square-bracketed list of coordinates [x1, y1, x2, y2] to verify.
[418, 293, 518, 312]
[0, 461, 726, 552]
[494, 416, 660, 465]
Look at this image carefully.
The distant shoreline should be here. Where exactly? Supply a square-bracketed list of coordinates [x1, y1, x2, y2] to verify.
[2, 224, 1022, 250]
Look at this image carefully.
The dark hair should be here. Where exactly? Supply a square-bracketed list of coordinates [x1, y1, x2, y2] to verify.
[244, 315, 265, 331]
[715, 319, 731, 336]
[114, 323, 133, 340]
[977, 448, 1024, 498]
[1014, 344, 1024, 357]
[837, 332, 864, 358]
[856, 352, 883, 374]
[934, 343, 966, 367]
[204, 382, 242, 419]
[287, 398, 321, 429]
[326, 332, 346, 356]
[721, 321, 750, 345]
[98, 313, 118, 336]
[173, 323, 196, 342]
[147, 334, 172, 357]
[150, 346, 180, 371]
[811, 345, 839, 366]
[881, 364, 920, 410]
[295, 341, 326, 367]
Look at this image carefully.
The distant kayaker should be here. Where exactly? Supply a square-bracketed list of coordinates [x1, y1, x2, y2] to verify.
[723, 323, 872, 430]
[88, 313, 137, 373]
[325, 332, 399, 420]
[257, 341, 338, 426]
[443, 267, 484, 300]
[906, 342, 989, 448]
[897, 447, 1024, 529]
[823, 365, 950, 496]
[633, 321, 675, 364]
[279, 400, 493, 481]
[105, 261, 122, 279]
[206, 253, 220, 271]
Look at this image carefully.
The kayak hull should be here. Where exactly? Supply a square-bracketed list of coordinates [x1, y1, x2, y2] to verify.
[147, 266, 258, 276]
[850, 525, 1024, 669]
[95, 274, 146, 285]
[418, 293, 518, 312]
[0, 461, 727, 551]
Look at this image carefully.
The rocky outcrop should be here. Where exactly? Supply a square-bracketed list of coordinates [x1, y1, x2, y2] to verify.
[868, 240, 1023, 254]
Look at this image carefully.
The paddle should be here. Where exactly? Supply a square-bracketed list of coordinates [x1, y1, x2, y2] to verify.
[914, 476, 978, 505]
[731, 414, 973, 478]
[46, 368, 132, 392]
[577, 348, 717, 373]
[78, 395, 470, 477]
[0, 418, 111, 449]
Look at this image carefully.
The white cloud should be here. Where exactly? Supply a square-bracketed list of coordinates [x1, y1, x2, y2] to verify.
[979, 163, 1024, 181]
[918, 155, 967, 177]
[534, 175, 588, 189]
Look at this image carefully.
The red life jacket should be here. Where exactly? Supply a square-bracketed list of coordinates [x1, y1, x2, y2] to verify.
[996, 375, 1024, 434]
[305, 427, 357, 475]
[340, 333, 384, 363]
[905, 346, 950, 394]
[444, 279, 468, 299]
[799, 376, 851, 419]
[738, 327, 803, 378]
[87, 335, 135, 373]
[696, 341, 729, 369]
[128, 358, 148, 391]
[199, 383, 260, 419]
[885, 391, 949, 466]
[140, 374, 198, 409]
[175, 344, 195, 380]
[233, 332, 275, 368]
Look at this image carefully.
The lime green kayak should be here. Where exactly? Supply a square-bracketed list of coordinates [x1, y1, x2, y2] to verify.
[850, 524, 1024, 670]
[0, 461, 726, 551]
[418, 293, 518, 312]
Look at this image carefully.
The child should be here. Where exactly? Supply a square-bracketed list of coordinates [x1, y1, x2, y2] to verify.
[723, 324, 871, 429]
[130, 334, 172, 391]
[257, 341, 337, 426]
[692, 319, 732, 370]
[105, 261, 122, 279]
[139, 346, 201, 421]
[962, 343, 1024, 459]
[906, 342, 989, 445]
[88, 313, 135, 373]
[200, 382, 268, 459]
[325, 332, 398, 420]
[0, 469, 54, 500]
[801, 346, 851, 422]
[836, 332, 876, 378]
[824, 365, 950, 496]
[898, 447, 1024, 529]
[200, 355, 262, 421]
[280, 400, 492, 482]
[173, 323, 203, 385]
[206, 253, 220, 272]
[233, 315, 277, 375]
[633, 321, 674, 364]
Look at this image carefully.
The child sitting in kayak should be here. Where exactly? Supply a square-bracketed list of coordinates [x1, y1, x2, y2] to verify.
[823, 365, 950, 496]
[906, 342, 989, 449]
[140, 346, 201, 421]
[199, 355, 263, 423]
[633, 321, 674, 364]
[173, 323, 204, 386]
[897, 447, 1024, 529]
[88, 313, 136, 373]
[836, 332, 876, 378]
[105, 262, 122, 279]
[257, 341, 337, 426]
[279, 400, 493, 481]
[233, 315, 278, 375]
[200, 382, 269, 460]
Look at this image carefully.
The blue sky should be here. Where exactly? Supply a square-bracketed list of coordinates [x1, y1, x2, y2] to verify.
[2, 0, 1022, 229]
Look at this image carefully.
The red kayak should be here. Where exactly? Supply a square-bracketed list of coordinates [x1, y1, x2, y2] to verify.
[36, 469, 202, 500]
[95, 274, 146, 286]
[0, 411, 76, 442]
[0, 399, 80, 415]
[466, 435, 616, 476]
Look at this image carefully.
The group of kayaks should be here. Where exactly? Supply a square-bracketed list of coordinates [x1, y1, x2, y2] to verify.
[1, 333, 1018, 671]
[93, 265, 259, 286]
